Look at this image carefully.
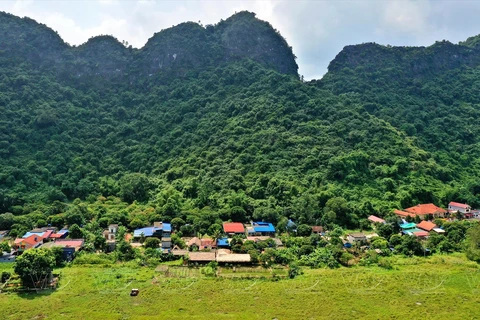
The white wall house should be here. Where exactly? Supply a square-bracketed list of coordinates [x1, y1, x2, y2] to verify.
[448, 202, 471, 214]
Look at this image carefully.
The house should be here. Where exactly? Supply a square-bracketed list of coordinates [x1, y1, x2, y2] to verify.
[448, 202, 471, 214]
[49, 229, 69, 239]
[187, 252, 216, 264]
[187, 237, 215, 250]
[368, 215, 386, 224]
[41, 239, 84, 261]
[161, 237, 172, 250]
[247, 222, 275, 236]
[404, 204, 447, 219]
[311, 226, 324, 235]
[432, 228, 445, 234]
[412, 231, 429, 238]
[347, 233, 367, 243]
[23, 228, 55, 241]
[14, 235, 43, 252]
[399, 222, 417, 231]
[416, 221, 437, 232]
[103, 224, 118, 241]
[171, 245, 188, 257]
[223, 222, 245, 235]
[133, 222, 171, 239]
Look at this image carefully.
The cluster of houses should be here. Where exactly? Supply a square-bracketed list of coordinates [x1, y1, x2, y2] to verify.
[0, 226, 86, 262]
[1, 201, 476, 264]
[346, 201, 478, 244]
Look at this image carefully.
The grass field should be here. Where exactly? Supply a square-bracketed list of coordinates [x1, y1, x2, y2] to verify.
[1, 254, 479, 319]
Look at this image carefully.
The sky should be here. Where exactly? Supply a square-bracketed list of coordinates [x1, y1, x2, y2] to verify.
[1, 0, 480, 80]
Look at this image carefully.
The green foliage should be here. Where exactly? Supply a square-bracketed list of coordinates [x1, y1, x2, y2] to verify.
[14, 248, 55, 286]
[143, 237, 160, 249]
[466, 224, 480, 263]
[0, 241, 10, 253]
[288, 262, 302, 279]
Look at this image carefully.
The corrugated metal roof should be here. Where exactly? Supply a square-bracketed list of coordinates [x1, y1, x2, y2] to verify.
[251, 222, 275, 233]
[216, 253, 251, 263]
[188, 252, 216, 262]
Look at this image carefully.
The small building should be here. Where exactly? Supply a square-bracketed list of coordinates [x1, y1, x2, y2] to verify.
[448, 202, 471, 214]
[400, 222, 417, 232]
[187, 252, 216, 264]
[248, 222, 275, 236]
[187, 237, 215, 250]
[412, 231, 429, 238]
[14, 235, 43, 252]
[103, 224, 118, 241]
[311, 226, 324, 235]
[368, 215, 386, 224]
[133, 222, 171, 239]
[416, 221, 437, 232]
[217, 238, 230, 248]
[49, 229, 69, 239]
[347, 233, 367, 243]
[223, 222, 245, 235]
[41, 239, 84, 261]
[161, 237, 172, 250]
[171, 245, 188, 257]
[432, 228, 445, 234]
[394, 209, 415, 219]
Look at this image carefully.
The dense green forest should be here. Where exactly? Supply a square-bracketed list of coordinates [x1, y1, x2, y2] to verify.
[1, 11, 480, 232]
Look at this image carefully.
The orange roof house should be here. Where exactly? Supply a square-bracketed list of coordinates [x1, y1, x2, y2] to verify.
[416, 221, 437, 232]
[404, 204, 447, 218]
[394, 209, 415, 218]
[14, 235, 43, 251]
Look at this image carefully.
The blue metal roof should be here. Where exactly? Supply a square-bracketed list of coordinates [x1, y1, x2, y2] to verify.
[23, 231, 45, 238]
[163, 223, 171, 232]
[217, 238, 229, 246]
[252, 222, 275, 233]
[133, 227, 158, 237]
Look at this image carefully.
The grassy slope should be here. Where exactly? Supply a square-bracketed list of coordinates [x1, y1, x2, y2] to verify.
[1, 255, 479, 319]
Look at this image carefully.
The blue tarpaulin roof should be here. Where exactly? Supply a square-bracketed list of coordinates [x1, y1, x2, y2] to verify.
[217, 238, 229, 246]
[251, 222, 275, 233]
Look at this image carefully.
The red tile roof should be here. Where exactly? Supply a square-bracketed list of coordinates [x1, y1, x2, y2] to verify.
[15, 235, 42, 247]
[223, 222, 245, 233]
[368, 215, 386, 223]
[413, 231, 429, 237]
[404, 204, 447, 215]
[448, 202, 471, 209]
[416, 221, 437, 232]
[394, 209, 415, 218]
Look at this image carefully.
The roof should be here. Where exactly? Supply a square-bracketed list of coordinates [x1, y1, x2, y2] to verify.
[223, 222, 245, 233]
[42, 239, 84, 251]
[368, 215, 386, 223]
[394, 209, 415, 218]
[188, 252, 216, 262]
[251, 222, 275, 233]
[413, 231, 429, 237]
[404, 204, 447, 215]
[404, 228, 423, 235]
[311, 226, 324, 233]
[217, 238, 229, 246]
[15, 235, 42, 246]
[416, 221, 437, 232]
[108, 224, 119, 228]
[400, 222, 417, 229]
[448, 202, 471, 209]
[433, 228, 445, 233]
[349, 232, 366, 238]
[216, 253, 251, 263]
[133, 227, 159, 237]
[187, 237, 214, 248]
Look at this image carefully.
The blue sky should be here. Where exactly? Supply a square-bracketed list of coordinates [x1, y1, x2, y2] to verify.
[1, 0, 480, 79]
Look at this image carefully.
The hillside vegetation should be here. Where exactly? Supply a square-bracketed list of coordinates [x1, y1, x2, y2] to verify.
[1, 11, 480, 230]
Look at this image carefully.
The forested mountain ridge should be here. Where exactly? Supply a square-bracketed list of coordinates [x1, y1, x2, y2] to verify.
[0, 11, 298, 84]
[1, 11, 480, 232]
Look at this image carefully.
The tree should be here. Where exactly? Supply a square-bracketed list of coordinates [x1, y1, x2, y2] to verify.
[144, 237, 160, 249]
[171, 217, 185, 231]
[69, 224, 83, 239]
[296, 224, 312, 237]
[0, 241, 10, 254]
[119, 173, 151, 203]
[14, 249, 55, 288]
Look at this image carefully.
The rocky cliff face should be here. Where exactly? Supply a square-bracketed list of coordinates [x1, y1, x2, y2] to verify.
[0, 11, 298, 84]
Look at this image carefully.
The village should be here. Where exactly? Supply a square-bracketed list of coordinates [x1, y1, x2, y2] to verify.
[1, 201, 478, 267]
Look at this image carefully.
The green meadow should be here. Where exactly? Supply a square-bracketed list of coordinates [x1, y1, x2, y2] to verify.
[1, 255, 479, 320]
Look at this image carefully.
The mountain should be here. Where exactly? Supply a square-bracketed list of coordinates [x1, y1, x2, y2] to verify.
[1, 11, 480, 231]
